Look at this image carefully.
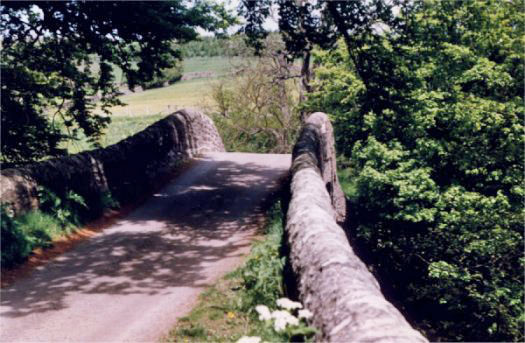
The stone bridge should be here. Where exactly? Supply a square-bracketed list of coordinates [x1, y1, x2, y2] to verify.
[0, 109, 426, 342]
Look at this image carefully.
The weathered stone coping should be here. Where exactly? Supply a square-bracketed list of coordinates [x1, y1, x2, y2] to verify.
[286, 112, 427, 342]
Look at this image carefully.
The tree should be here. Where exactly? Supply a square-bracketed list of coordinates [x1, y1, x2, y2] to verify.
[210, 34, 301, 153]
[239, 0, 397, 119]
[242, 0, 524, 341]
[1, 1, 233, 164]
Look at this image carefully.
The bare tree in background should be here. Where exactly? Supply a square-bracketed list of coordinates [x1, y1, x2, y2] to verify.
[208, 34, 302, 153]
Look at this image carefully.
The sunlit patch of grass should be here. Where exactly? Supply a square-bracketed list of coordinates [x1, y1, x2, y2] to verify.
[182, 56, 247, 75]
[96, 57, 251, 117]
[104, 78, 214, 117]
[62, 114, 165, 154]
[61, 56, 254, 154]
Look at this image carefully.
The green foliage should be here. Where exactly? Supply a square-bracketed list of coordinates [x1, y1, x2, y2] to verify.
[239, 0, 392, 57]
[1, 207, 62, 268]
[210, 36, 301, 153]
[233, 202, 317, 342]
[142, 63, 183, 90]
[11, 211, 62, 248]
[99, 191, 120, 211]
[237, 203, 285, 311]
[1, 187, 120, 268]
[1, 1, 234, 163]
[304, 1, 524, 341]
[1, 207, 31, 268]
[1, 186, 87, 268]
[37, 186, 87, 227]
[179, 35, 247, 58]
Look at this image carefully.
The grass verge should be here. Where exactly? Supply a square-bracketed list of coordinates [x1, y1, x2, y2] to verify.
[162, 201, 290, 343]
[1, 187, 117, 269]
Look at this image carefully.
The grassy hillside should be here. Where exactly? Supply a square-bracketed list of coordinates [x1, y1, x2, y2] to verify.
[183, 56, 244, 75]
[98, 56, 245, 117]
[65, 56, 243, 154]
[106, 78, 213, 117]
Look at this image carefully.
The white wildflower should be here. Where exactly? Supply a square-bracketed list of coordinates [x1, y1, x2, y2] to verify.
[298, 309, 313, 319]
[255, 305, 272, 321]
[236, 336, 261, 343]
[287, 314, 299, 326]
[271, 310, 300, 331]
[276, 298, 302, 310]
[273, 316, 288, 332]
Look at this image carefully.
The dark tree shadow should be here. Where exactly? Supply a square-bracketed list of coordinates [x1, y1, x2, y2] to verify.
[1, 153, 291, 318]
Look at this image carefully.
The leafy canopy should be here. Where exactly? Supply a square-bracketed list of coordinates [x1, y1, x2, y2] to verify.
[242, 0, 524, 341]
[1, 1, 234, 163]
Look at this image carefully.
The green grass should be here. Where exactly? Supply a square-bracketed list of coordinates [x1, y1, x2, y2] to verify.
[67, 56, 249, 154]
[162, 276, 253, 342]
[182, 56, 247, 75]
[63, 114, 165, 154]
[94, 57, 247, 117]
[105, 78, 215, 117]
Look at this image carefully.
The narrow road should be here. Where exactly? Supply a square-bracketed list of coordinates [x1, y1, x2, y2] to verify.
[0, 152, 291, 342]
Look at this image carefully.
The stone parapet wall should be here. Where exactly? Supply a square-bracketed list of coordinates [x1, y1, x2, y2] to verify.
[286, 112, 427, 342]
[1, 108, 225, 215]
[291, 112, 346, 222]
[175, 108, 225, 155]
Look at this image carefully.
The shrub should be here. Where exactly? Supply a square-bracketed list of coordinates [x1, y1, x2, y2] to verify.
[0, 187, 113, 268]
[13, 211, 62, 248]
[1, 207, 31, 268]
[1, 207, 62, 268]
[37, 186, 87, 226]
[99, 191, 120, 211]
[304, 0, 524, 341]
[209, 35, 301, 153]
[142, 63, 183, 90]
[238, 203, 285, 311]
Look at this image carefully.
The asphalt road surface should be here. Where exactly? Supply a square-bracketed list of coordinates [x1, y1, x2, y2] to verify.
[1, 152, 291, 342]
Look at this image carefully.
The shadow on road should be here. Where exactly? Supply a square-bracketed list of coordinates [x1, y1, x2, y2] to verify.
[1, 153, 290, 319]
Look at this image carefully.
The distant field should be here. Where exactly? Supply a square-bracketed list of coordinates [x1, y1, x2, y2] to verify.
[66, 56, 242, 153]
[183, 56, 245, 75]
[98, 56, 245, 117]
[106, 78, 215, 117]
[64, 114, 165, 154]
